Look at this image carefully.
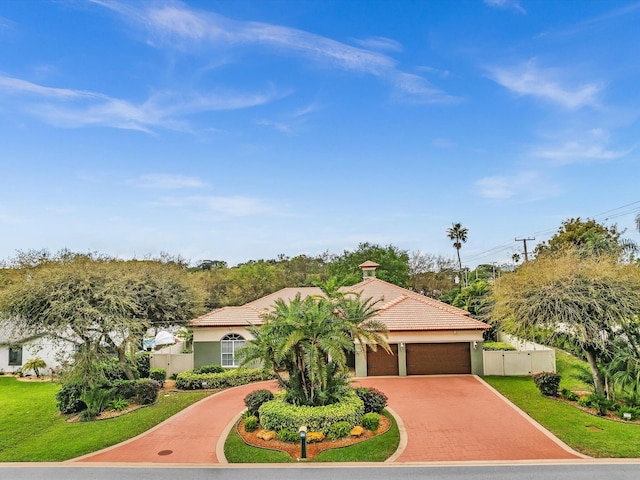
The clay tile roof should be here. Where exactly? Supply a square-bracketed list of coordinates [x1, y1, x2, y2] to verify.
[190, 278, 489, 331]
[359, 260, 380, 268]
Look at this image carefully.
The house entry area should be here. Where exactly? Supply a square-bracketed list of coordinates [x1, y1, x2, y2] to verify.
[366, 342, 472, 376]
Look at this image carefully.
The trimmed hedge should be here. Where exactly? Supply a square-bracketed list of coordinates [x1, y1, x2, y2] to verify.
[354, 387, 388, 414]
[193, 364, 225, 374]
[175, 368, 275, 390]
[327, 421, 352, 440]
[362, 412, 380, 431]
[532, 372, 561, 397]
[244, 389, 274, 416]
[111, 379, 137, 400]
[149, 368, 166, 387]
[482, 341, 517, 351]
[135, 379, 161, 405]
[244, 415, 259, 432]
[55, 382, 86, 414]
[258, 391, 364, 435]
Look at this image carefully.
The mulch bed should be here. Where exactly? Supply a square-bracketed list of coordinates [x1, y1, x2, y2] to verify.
[236, 414, 391, 459]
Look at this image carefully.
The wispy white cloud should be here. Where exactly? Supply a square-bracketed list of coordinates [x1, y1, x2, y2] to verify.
[391, 72, 461, 104]
[151, 195, 274, 216]
[488, 60, 602, 109]
[0, 75, 283, 132]
[131, 174, 206, 189]
[352, 36, 403, 52]
[531, 129, 633, 166]
[0, 75, 103, 100]
[484, 0, 526, 14]
[255, 118, 292, 134]
[255, 102, 319, 134]
[93, 0, 457, 104]
[537, 2, 640, 38]
[476, 170, 560, 201]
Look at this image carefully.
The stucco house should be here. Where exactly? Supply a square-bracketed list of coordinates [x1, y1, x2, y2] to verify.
[0, 328, 76, 374]
[190, 262, 490, 377]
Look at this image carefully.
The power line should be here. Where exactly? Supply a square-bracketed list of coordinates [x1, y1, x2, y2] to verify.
[461, 200, 640, 265]
[515, 237, 535, 262]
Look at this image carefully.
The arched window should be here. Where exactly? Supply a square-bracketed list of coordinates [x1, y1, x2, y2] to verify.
[221, 333, 245, 367]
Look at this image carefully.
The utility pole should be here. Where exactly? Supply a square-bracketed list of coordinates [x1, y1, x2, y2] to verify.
[515, 237, 535, 262]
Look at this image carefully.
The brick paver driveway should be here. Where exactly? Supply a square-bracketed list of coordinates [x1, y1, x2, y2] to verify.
[75, 375, 583, 464]
[356, 375, 584, 462]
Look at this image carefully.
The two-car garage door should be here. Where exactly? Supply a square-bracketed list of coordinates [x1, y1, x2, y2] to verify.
[367, 342, 471, 376]
[406, 342, 471, 375]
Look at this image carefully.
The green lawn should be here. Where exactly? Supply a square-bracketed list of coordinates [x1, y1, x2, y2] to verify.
[0, 376, 211, 462]
[224, 410, 400, 463]
[484, 375, 640, 458]
[555, 349, 593, 391]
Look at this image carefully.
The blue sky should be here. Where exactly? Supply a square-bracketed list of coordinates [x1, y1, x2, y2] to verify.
[1, 0, 640, 268]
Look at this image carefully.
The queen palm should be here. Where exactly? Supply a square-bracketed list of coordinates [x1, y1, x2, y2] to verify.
[446, 223, 468, 286]
[239, 291, 389, 406]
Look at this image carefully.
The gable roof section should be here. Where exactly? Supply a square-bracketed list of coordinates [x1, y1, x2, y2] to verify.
[190, 287, 324, 327]
[190, 278, 488, 331]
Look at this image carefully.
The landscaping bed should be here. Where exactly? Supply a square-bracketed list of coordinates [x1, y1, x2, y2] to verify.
[236, 412, 391, 460]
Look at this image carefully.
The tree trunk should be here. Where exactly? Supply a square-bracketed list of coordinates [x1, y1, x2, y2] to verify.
[584, 346, 605, 395]
[105, 337, 137, 381]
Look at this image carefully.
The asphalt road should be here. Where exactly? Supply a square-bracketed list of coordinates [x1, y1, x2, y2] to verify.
[3, 464, 640, 480]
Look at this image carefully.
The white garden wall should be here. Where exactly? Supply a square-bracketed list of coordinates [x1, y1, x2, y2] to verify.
[483, 332, 556, 376]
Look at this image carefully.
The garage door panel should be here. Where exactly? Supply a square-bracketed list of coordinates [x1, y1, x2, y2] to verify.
[367, 344, 398, 376]
[406, 343, 471, 375]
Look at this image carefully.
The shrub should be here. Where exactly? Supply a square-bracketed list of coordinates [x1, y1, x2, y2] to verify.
[482, 342, 517, 351]
[578, 393, 613, 415]
[135, 379, 160, 405]
[307, 431, 325, 443]
[56, 382, 86, 414]
[561, 388, 579, 401]
[81, 386, 114, 420]
[350, 426, 364, 437]
[108, 397, 129, 412]
[578, 395, 593, 408]
[618, 406, 640, 421]
[175, 368, 275, 390]
[259, 391, 364, 434]
[135, 351, 151, 378]
[277, 428, 300, 442]
[149, 368, 166, 387]
[354, 387, 388, 413]
[532, 372, 561, 397]
[244, 389, 274, 416]
[111, 379, 137, 400]
[244, 415, 259, 432]
[193, 364, 225, 374]
[328, 421, 352, 440]
[99, 358, 139, 381]
[362, 412, 380, 431]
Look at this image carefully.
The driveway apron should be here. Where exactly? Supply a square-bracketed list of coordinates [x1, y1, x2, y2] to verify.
[355, 376, 583, 462]
[73, 380, 278, 464]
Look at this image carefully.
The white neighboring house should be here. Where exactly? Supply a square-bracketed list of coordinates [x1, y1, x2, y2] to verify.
[0, 327, 77, 374]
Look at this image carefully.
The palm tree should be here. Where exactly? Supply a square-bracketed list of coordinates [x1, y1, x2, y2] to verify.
[239, 292, 388, 406]
[446, 223, 469, 286]
[22, 357, 47, 378]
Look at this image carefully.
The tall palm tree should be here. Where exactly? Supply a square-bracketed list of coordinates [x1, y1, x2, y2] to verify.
[446, 223, 468, 286]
